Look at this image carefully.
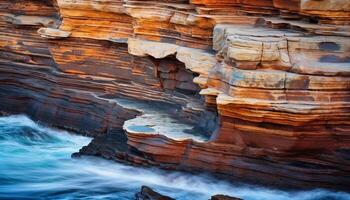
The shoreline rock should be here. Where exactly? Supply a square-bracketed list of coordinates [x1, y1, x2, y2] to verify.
[134, 186, 242, 200]
[211, 195, 242, 200]
[0, 0, 349, 192]
[135, 186, 175, 200]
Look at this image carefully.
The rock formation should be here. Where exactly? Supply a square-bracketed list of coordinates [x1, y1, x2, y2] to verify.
[211, 195, 242, 200]
[134, 186, 242, 200]
[0, 0, 349, 191]
[135, 186, 175, 200]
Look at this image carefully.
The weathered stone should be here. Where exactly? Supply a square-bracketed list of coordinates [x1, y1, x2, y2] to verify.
[0, 0, 349, 192]
[38, 27, 71, 39]
[135, 186, 175, 200]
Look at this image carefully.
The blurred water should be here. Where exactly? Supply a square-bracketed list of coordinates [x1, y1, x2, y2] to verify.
[0, 115, 349, 200]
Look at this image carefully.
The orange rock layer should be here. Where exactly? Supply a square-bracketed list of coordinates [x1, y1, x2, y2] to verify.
[1, 0, 349, 191]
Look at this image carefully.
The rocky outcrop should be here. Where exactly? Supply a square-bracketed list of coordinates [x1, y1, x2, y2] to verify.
[211, 195, 242, 200]
[0, 0, 349, 191]
[134, 186, 242, 200]
[0, 0, 209, 136]
[135, 186, 175, 200]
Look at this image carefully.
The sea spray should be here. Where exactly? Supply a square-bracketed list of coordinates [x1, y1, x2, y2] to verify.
[0, 115, 349, 200]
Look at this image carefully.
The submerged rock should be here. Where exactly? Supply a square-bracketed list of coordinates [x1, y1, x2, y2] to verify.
[134, 186, 243, 200]
[135, 186, 175, 200]
[210, 194, 242, 200]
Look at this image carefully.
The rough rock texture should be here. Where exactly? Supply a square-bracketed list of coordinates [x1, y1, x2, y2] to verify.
[133, 186, 242, 200]
[0, 0, 209, 135]
[0, 0, 349, 191]
[135, 186, 175, 200]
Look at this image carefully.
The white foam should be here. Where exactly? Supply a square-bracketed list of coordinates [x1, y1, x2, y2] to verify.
[1, 115, 349, 200]
[113, 98, 208, 142]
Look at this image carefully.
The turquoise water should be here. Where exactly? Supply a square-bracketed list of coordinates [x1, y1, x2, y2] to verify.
[0, 115, 349, 200]
[126, 125, 156, 133]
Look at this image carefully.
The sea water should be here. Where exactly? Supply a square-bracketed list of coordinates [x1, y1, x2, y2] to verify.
[0, 115, 349, 200]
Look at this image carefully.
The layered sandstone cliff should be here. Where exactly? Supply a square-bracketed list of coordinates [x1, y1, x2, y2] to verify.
[0, 0, 349, 191]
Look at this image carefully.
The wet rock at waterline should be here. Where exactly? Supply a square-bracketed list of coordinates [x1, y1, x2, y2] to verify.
[134, 186, 243, 200]
[0, 115, 255, 199]
[135, 186, 175, 200]
[211, 195, 243, 200]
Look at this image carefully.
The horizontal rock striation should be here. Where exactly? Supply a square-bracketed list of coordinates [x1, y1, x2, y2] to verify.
[0, 0, 210, 135]
[1, 0, 350, 191]
[210, 25, 350, 152]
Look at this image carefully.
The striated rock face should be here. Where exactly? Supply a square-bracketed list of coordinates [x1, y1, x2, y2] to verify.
[0, 0, 349, 191]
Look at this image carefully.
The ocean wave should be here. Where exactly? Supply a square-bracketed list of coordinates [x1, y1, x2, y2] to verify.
[0, 115, 349, 200]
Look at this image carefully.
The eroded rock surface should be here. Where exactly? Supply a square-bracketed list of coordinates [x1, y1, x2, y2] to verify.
[135, 186, 175, 200]
[133, 186, 243, 200]
[0, 0, 349, 191]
